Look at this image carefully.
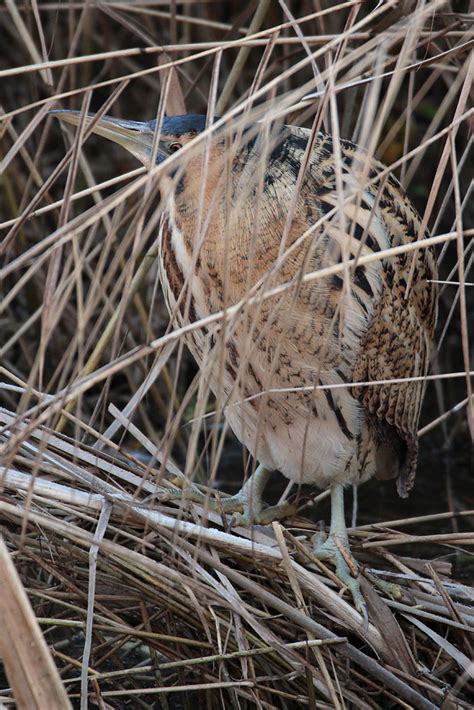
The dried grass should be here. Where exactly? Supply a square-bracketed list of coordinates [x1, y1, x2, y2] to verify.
[1, 1, 473, 707]
[1, 414, 473, 707]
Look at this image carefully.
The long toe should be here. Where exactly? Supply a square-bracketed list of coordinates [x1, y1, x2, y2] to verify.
[163, 487, 253, 520]
[312, 533, 367, 619]
[164, 484, 292, 526]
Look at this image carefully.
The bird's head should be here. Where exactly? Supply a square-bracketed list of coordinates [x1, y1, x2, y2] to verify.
[50, 110, 217, 167]
[51, 109, 289, 213]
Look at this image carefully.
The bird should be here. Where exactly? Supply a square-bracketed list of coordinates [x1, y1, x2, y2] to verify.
[52, 110, 438, 614]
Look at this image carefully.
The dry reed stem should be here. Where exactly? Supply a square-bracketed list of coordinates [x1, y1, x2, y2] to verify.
[1, 413, 473, 705]
[0, 536, 72, 709]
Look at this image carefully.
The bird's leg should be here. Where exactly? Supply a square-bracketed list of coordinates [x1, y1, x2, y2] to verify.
[312, 483, 366, 617]
[165, 464, 292, 526]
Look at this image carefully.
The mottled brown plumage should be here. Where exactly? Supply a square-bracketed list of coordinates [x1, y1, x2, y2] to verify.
[53, 111, 438, 614]
[155, 117, 437, 495]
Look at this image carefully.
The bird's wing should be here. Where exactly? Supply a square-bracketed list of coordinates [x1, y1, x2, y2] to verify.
[294, 131, 438, 494]
[349, 187, 438, 496]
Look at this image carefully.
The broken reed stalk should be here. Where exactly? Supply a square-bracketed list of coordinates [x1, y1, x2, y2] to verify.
[0, 536, 72, 710]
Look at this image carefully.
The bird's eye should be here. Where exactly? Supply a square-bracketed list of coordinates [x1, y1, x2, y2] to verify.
[169, 142, 182, 153]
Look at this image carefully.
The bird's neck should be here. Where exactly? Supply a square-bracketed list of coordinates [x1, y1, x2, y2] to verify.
[168, 158, 282, 307]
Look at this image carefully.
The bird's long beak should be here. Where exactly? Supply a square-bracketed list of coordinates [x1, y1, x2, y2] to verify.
[50, 110, 158, 165]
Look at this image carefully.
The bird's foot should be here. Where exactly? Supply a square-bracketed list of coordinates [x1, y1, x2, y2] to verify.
[162, 465, 293, 527]
[163, 487, 292, 526]
[312, 525, 367, 621]
[219, 492, 293, 527]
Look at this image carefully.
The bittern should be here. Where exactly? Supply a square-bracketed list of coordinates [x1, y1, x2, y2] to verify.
[53, 111, 438, 614]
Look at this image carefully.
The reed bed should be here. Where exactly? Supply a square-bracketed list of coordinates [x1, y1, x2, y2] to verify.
[1, 0, 473, 707]
[1, 412, 473, 708]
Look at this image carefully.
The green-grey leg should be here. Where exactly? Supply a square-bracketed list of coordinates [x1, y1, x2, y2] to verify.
[312, 483, 367, 619]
